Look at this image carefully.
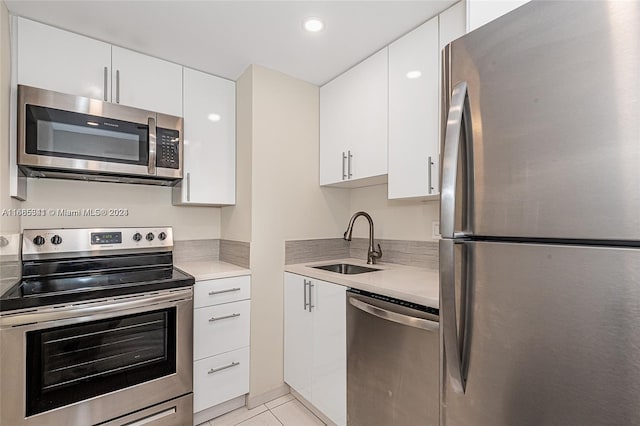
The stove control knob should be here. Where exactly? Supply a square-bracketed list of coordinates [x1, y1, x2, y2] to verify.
[146, 232, 155, 241]
[158, 232, 167, 241]
[51, 235, 62, 245]
[33, 235, 46, 246]
[132, 232, 142, 242]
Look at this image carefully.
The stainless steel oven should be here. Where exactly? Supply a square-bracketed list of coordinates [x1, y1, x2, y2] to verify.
[17, 85, 183, 185]
[0, 227, 194, 426]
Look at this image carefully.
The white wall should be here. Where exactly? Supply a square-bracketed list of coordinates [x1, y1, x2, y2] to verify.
[349, 184, 439, 241]
[240, 65, 350, 400]
[19, 179, 221, 240]
[221, 68, 252, 242]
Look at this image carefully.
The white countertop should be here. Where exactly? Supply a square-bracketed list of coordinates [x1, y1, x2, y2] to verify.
[175, 260, 250, 281]
[284, 258, 439, 309]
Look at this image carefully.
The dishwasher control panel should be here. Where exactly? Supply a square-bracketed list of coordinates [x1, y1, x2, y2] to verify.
[347, 288, 439, 316]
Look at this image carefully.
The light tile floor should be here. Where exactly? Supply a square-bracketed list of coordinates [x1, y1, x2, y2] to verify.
[203, 394, 325, 426]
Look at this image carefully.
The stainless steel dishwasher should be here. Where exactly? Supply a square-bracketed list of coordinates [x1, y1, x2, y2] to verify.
[346, 288, 439, 426]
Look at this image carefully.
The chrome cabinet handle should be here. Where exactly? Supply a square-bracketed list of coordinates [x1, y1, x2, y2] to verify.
[342, 152, 347, 180]
[309, 282, 315, 312]
[208, 313, 240, 322]
[428, 156, 435, 194]
[103, 66, 108, 101]
[440, 238, 466, 393]
[303, 279, 310, 310]
[208, 287, 241, 295]
[115, 69, 120, 103]
[148, 117, 156, 175]
[186, 172, 191, 202]
[349, 297, 438, 332]
[441, 80, 473, 238]
[348, 150, 353, 179]
[208, 361, 240, 374]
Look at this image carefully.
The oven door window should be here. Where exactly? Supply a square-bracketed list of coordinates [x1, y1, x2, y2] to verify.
[25, 105, 149, 165]
[25, 308, 176, 417]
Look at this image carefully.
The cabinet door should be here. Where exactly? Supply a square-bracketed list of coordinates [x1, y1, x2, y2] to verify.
[174, 68, 236, 205]
[319, 78, 348, 185]
[320, 48, 388, 185]
[467, 0, 530, 32]
[17, 18, 111, 100]
[283, 273, 313, 401]
[311, 280, 346, 426]
[388, 17, 439, 199]
[111, 46, 182, 116]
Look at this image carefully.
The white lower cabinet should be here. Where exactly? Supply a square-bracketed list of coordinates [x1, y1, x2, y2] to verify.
[194, 347, 250, 413]
[284, 273, 346, 426]
[193, 275, 251, 415]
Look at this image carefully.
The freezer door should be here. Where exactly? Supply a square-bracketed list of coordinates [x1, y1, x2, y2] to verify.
[443, 1, 640, 240]
[440, 240, 640, 426]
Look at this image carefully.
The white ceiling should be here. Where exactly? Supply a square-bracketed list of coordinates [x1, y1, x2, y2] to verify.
[5, 0, 456, 85]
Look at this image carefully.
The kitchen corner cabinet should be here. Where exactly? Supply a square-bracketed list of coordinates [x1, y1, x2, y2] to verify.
[466, 0, 530, 32]
[193, 275, 251, 414]
[284, 272, 346, 426]
[319, 48, 388, 187]
[15, 17, 182, 117]
[172, 68, 236, 206]
[388, 17, 440, 199]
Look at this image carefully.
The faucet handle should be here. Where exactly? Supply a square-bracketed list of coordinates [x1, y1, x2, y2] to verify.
[373, 243, 383, 259]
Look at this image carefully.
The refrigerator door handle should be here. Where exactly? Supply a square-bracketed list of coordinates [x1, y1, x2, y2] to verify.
[440, 238, 466, 394]
[441, 81, 472, 238]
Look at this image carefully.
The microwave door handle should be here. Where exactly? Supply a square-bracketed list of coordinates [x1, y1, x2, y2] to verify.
[148, 117, 157, 175]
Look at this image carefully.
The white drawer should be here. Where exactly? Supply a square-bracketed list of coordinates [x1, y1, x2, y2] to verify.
[194, 275, 251, 308]
[194, 346, 250, 413]
[194, 300, 250, 360]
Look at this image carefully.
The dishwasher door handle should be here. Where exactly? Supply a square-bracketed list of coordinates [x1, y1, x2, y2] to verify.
[349, 297, 439, 332]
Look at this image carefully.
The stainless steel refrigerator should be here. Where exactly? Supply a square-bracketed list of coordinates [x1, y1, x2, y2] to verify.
[439, 1, 640, 425]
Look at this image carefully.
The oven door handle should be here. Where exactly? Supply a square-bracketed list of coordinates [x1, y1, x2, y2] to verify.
[0, 289, 192, 327]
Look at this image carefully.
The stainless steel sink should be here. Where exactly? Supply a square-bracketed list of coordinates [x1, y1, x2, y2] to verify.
[312, 263, 380, 275]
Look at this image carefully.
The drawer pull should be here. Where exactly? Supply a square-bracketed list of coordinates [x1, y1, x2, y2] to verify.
[208, 361, 240, 374]
[208, 313, 240, 322]
[208, 287, 241, 295]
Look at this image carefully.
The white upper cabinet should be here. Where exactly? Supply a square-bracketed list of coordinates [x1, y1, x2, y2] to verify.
[173, 68, 236, 206]
[320, 48, 388, 187]
[16, 18, 111, 101]
[15, 18, 182, 117]
[388, 17, 440, 199]
[467, 0, 531, 32]
[111, 46, 182, 116]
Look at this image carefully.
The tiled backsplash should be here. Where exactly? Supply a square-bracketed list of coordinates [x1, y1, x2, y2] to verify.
[285, 237, 438, 269]
[220, 240, 251, 269]
[174, 239, 250, 268]
[173, 239, 220, 263]
[285, 239, 350, 265]
[349, 238, 438, 270]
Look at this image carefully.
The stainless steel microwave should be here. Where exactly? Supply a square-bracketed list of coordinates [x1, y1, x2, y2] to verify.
[17, 85, 183, 185]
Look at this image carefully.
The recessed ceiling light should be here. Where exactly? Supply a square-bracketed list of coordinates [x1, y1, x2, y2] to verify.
[208, 113, 221, 122]
[304, 18, 324, 32]
[406, 70, 422, 79]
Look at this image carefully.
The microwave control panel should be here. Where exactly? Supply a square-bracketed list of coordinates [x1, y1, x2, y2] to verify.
[156, 128, 180, 169]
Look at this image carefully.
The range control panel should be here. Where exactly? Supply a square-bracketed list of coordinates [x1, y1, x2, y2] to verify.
[23, 227, 173, 260]
[156, 128, 180, 169]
